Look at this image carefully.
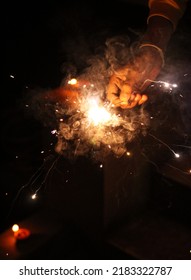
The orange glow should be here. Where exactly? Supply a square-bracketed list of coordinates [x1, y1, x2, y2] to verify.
[14, 228, 31, 240]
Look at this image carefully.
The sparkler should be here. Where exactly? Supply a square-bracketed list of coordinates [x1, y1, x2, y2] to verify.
[54, 78, 150, 159]
[4, 74, 191, 225]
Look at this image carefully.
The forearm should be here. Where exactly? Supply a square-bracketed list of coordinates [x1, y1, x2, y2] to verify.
[141, 0, 188, 53]
[148, 0, 188, 30]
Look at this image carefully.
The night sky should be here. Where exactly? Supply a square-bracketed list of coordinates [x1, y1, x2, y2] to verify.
[1, 0, 191, 260]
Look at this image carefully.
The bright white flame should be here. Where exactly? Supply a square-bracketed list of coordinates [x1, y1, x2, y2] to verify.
[68, 78, 77, 85]
[87, 99, 111, 126]
[12, 224, 19, 232]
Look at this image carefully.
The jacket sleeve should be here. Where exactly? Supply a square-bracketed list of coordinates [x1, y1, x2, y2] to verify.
[148, 0, 188, 30]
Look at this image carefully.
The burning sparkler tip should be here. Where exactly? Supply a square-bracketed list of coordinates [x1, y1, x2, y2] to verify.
[31, 193, 37, 200]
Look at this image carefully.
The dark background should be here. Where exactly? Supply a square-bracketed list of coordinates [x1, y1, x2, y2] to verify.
[1, 0, 191, 259]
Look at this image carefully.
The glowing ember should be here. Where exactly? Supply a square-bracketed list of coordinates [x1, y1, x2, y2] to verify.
[31, 193, 37, 200]
[12, 224, 19, 232]
[174, 153, 180, 158]
[68, 78, 77, 85]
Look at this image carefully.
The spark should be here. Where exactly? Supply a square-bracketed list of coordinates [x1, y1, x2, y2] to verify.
[12, 224, 19, 232]
[126, 151, 131, 156]
[172, 84, 178, 88]
[6, 155, 57, 219]
[164, 82, 170, 88]
[174, 153, 180, 158]
[100, 164, 103, 168]
[51, 129, 57, 134]
[31, 193, 37, 200]
[10, 75, 15, 79]
[148, 133, 180, 158]
[68, 78, 77, 85]
[143, 79, 178, 90]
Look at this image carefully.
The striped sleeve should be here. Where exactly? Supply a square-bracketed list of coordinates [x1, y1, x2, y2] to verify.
[148, 0, 188, 30]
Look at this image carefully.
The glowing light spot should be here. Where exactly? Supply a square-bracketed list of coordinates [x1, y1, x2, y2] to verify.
[41, 151, 44, 154]
[12, 224, 19, 233]
[164, 82, 170, 88]
[189, 169, 191, 174]
[172, 84, 178, 88]
[174, 153, 180, 158]
[31, 193, 37, 200]
[10, 75, 15, 79]
[5, 192, 8, 196]
[126, 152, 131, 156]
[60, 118, 63, 122]
[15, 155, 19, 159]
[25, 104, 29, 107]
[51, 129, 57, 134]
[68, 78, 77, 85]
[6, 253, 9, 256]
[100, 164, 103, 168]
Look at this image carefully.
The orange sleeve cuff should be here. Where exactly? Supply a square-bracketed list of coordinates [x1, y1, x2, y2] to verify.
[148, 0, 188, 30]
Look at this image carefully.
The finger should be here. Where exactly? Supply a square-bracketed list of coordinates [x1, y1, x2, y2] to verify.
[112, 97, 123, 107]
[138, 94, 148, 105]
[134, 93, 142, 103]
[119, 93, 147, 109]
[106, 75, 123, 103]
[120, 83, 132, 103]
[120, 100, 138, 109]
